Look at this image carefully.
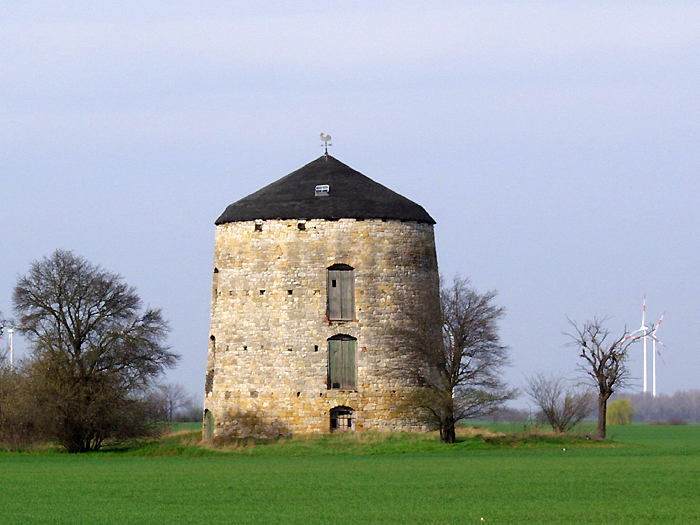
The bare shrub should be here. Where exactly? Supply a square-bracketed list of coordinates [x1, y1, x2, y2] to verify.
[525, 372, 595, 433]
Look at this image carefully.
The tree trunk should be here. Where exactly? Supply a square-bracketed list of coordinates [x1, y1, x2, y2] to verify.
[597, 393, 609, 440]
[441, 416, 456, 443]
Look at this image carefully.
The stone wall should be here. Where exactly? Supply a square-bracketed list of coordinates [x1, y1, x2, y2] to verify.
[204, 217, 439, 437]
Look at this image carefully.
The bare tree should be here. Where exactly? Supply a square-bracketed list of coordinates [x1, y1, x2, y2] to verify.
[13, 249, 178, 452]
[398, 276, 515, 443]
[567, 317, 636, 440]
[149, 383, 194, 422]
[525, 371, 595, 433]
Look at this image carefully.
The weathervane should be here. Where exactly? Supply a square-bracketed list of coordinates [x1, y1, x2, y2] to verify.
[320, 133, 332, 156]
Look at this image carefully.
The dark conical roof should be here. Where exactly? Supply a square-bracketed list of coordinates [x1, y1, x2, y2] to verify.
[216, 155, 435, 225]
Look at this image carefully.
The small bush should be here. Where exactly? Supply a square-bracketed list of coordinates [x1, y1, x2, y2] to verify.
[607, 398, 635, 425]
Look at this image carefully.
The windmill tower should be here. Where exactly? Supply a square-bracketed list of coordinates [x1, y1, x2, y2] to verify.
[203, 153, 439, 438]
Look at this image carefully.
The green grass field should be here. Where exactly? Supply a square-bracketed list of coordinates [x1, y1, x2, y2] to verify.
[0, 424, 698, 524]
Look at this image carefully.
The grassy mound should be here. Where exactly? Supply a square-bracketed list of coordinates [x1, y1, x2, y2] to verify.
[95, 424, 614, 457]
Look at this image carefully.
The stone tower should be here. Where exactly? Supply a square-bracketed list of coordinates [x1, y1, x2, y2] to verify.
[203, 154, 439, 438]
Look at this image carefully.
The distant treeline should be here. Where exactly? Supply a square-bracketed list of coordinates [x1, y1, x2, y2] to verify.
[491, 389, 700, 427]
[614, 390, 700, 424]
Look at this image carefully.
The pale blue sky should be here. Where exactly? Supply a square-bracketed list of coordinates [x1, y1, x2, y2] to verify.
[2, 1, 699, 404]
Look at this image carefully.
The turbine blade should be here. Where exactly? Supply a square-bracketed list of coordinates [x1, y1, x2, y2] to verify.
[656, 311, 666, 330]
[627, 327, 647, 339]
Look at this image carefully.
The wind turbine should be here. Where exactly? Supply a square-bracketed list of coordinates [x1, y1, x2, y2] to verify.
[627, 295, 650, 393]
[649, 312, 666, 398]
[8, 328, 15, 368]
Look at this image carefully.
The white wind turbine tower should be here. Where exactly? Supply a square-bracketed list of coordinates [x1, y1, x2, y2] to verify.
[8, 328, 15, 368]
[649, 312, 666, 398]
[627, 295, 651, 393]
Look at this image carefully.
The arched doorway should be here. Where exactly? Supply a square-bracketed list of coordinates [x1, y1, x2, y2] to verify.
[203, 409, 215, 440]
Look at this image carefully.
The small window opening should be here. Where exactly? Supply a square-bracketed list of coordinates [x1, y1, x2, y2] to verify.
[260, 290, 265, 295]
[330, 406, 355, 432]
[288, 347, 293, 352]
[331, 279, 337, 287]
[314, 345, 319, 352]
[254, 219, 263, 232]
[243, 346, 247, 351]
[298, 221, 306, 231]
[296, 392, 301, 397]
[213, 268, 219, 274]
[287, 290, 293, 295]
[315, 184, 330, 196]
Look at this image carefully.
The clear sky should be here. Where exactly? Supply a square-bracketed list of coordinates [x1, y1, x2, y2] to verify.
[2, 1, 699, 406]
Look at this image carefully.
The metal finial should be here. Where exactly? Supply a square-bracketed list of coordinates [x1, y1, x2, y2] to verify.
[320, 133, 332, 156]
